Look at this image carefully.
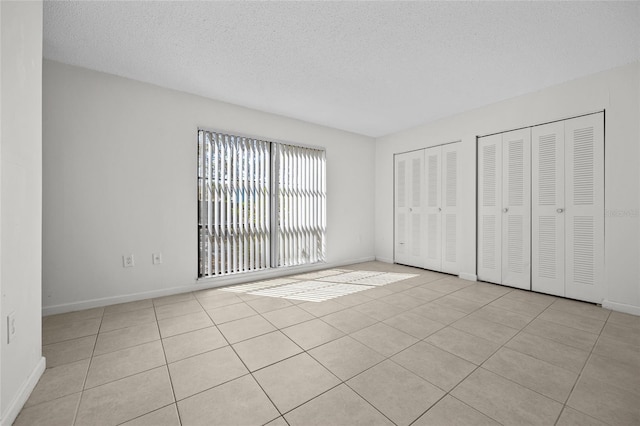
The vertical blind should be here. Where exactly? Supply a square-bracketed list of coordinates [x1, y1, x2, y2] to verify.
[198, 130, 326, 278]
[275, 143, 327, 267]
[198, 131, 271, 277]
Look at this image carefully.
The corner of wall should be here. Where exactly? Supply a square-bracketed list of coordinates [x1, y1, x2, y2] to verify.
[0, 357, 45, 426]
[1, 0, 43, 421]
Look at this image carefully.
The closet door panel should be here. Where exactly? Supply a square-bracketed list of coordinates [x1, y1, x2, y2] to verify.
[532, 122, 565, 296]
[410, 152, 426, 265]
[441, 143, 460, 274]
[394, 150, 426, 268]
[501, 129, 531, 290]
[565, 114, 604, 303]
[395, 155, 409, 264]
[424, 147, 442, 270]
[478, 135, 502, 284]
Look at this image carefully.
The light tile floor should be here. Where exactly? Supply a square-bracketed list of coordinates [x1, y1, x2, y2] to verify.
[17, 261, 640, 425]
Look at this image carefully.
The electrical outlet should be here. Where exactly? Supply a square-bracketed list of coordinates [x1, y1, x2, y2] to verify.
[152, 252, 162, 265]
[7, 312, 16, 344]
[123, 254, 135, 268]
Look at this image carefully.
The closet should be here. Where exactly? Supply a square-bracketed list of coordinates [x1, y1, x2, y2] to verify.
[477, 112, 604, 303]
[394, 143, 460, 274]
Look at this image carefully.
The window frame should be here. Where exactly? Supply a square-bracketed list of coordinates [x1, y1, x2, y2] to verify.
[197, 127, 326, 279]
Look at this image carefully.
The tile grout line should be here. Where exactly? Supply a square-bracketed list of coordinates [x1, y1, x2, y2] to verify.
[36, 266, 629, 426]
[72, 308, 105, 426]
[444, 292, 610, 426]
[553, 307, 613, 426]
[399, 293, 516, 425]
[113, 403, 177, 426]
[37, 278, 500, 399]
[187, 270, 424, 424]
[153, 297, 184, 426]
[43, 286, 402, 425]
[283, 276, 494, 425]
[196, 292, 290, 424]
[278, 301, 399, 426]
[399, 287, 561, 426]
[64, 302, 190, 424]
[91, 330, 161, 358]
[70, 294, 206, 424]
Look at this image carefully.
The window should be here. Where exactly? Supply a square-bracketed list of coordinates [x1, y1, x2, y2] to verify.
[198, 130, 326, 278]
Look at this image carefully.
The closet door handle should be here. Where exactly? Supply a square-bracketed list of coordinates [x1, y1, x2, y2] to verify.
[503, 207, 509, 213]
[557, 208, 564, 213]
[438, 207, 442, 212]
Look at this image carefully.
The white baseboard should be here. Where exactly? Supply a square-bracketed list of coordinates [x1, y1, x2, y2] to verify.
[602, 299, 640, 316]
[459, 273, 478, 282]
[0, 357, 46, 426]
[333, 256, 377, 268]
[42, 256, 377, 316]
[42, 282, 201, 316]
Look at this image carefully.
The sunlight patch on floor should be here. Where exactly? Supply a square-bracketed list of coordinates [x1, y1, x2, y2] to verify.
[219, 271, 418, 302]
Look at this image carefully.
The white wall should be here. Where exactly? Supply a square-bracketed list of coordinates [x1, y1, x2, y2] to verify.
[42, 60, 375, 314]
[376, 62, 640, 314]
[0, 1, 45, 425]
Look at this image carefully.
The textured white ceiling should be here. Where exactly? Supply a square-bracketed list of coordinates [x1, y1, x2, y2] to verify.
[44, 1, 640, 137]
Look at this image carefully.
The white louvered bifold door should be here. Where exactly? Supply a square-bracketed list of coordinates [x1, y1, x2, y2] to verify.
[478, 135, 503, 284]
[393, 154, 409, 263]
[394, 150, 425, 268]
[532, 122, 565, 296]
[564, 114, 604, 303]
[409, 151, 426, 267]
[424, 147, 442, 270]
[501, 129, 531, 290]
[395, 155, 409, 264]
[441, 143, 460, 274]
